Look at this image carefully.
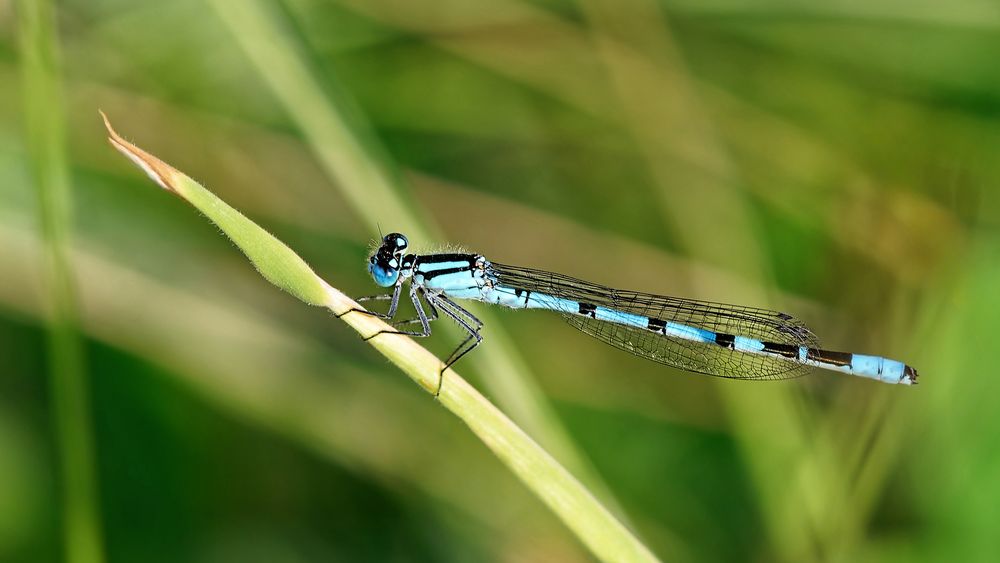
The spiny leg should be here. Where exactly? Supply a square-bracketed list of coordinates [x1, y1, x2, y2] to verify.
[433, 293, 483, 330]
[426, 293, 483, 397]
[335, 282, 404, 320]
[430, 293, 484, 370]
[362, 284, 434, 341]
[389, 288, 440, 328]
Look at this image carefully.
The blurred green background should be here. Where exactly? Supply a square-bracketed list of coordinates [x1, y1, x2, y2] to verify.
[3, 0, 998, 561]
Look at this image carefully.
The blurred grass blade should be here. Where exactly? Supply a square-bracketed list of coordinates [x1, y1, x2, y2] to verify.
[575, 4, 825, 558]
[100, 113, 659, 563]
[205, 0, 634, 527]
[207, 0, 429, 237]
[18, 2, 105, 563]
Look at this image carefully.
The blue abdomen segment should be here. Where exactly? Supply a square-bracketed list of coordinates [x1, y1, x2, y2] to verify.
[843, 354, 910, 384]
[791, 348, 915, 384]
[459, 282, 917, 385]
[665, 322, 716, 344]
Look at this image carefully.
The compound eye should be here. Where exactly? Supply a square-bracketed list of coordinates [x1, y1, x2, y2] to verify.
[370, 264, 399, 287]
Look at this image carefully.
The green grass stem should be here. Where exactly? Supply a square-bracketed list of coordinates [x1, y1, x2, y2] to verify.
[101, 113, 659, 563]
[18, 2, 105, 562]
[204, 0, 634, 527]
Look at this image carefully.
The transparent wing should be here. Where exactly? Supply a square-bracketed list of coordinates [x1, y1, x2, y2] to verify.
[488, 262, 820, 380]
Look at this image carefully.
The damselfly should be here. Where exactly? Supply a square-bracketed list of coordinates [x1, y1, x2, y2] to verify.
[341, 233, 918, 394]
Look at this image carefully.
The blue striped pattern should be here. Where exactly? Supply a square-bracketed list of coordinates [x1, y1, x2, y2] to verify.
[361, 233, 918, 386]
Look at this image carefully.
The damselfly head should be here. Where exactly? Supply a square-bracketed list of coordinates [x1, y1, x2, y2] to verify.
[368, 232, 409, 287]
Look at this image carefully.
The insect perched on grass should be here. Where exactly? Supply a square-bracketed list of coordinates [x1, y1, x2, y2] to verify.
[341, 233, 918, 394]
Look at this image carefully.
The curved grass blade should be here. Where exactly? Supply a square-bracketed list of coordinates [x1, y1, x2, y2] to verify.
[100, 113, 659, 563]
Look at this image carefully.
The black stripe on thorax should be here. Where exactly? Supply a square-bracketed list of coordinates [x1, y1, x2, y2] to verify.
[647, 318, 666, 332]
[413, 254, 479, 268]
[414, 254, 478, 281]
[414, 253, 478, 266]
[578, 302, 597, 317]
[421, 267, 475, 281]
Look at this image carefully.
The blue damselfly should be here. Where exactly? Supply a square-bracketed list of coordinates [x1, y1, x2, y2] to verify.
[341, 233, 917, 394]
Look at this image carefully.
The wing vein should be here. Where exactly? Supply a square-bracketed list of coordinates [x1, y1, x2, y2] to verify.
[488, 262, 819, 380]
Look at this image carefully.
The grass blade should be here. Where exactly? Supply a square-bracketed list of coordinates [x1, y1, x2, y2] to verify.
[205, 0, 634, 525]
[100, 113, 659, 563]
[18, 2, 105, 562]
